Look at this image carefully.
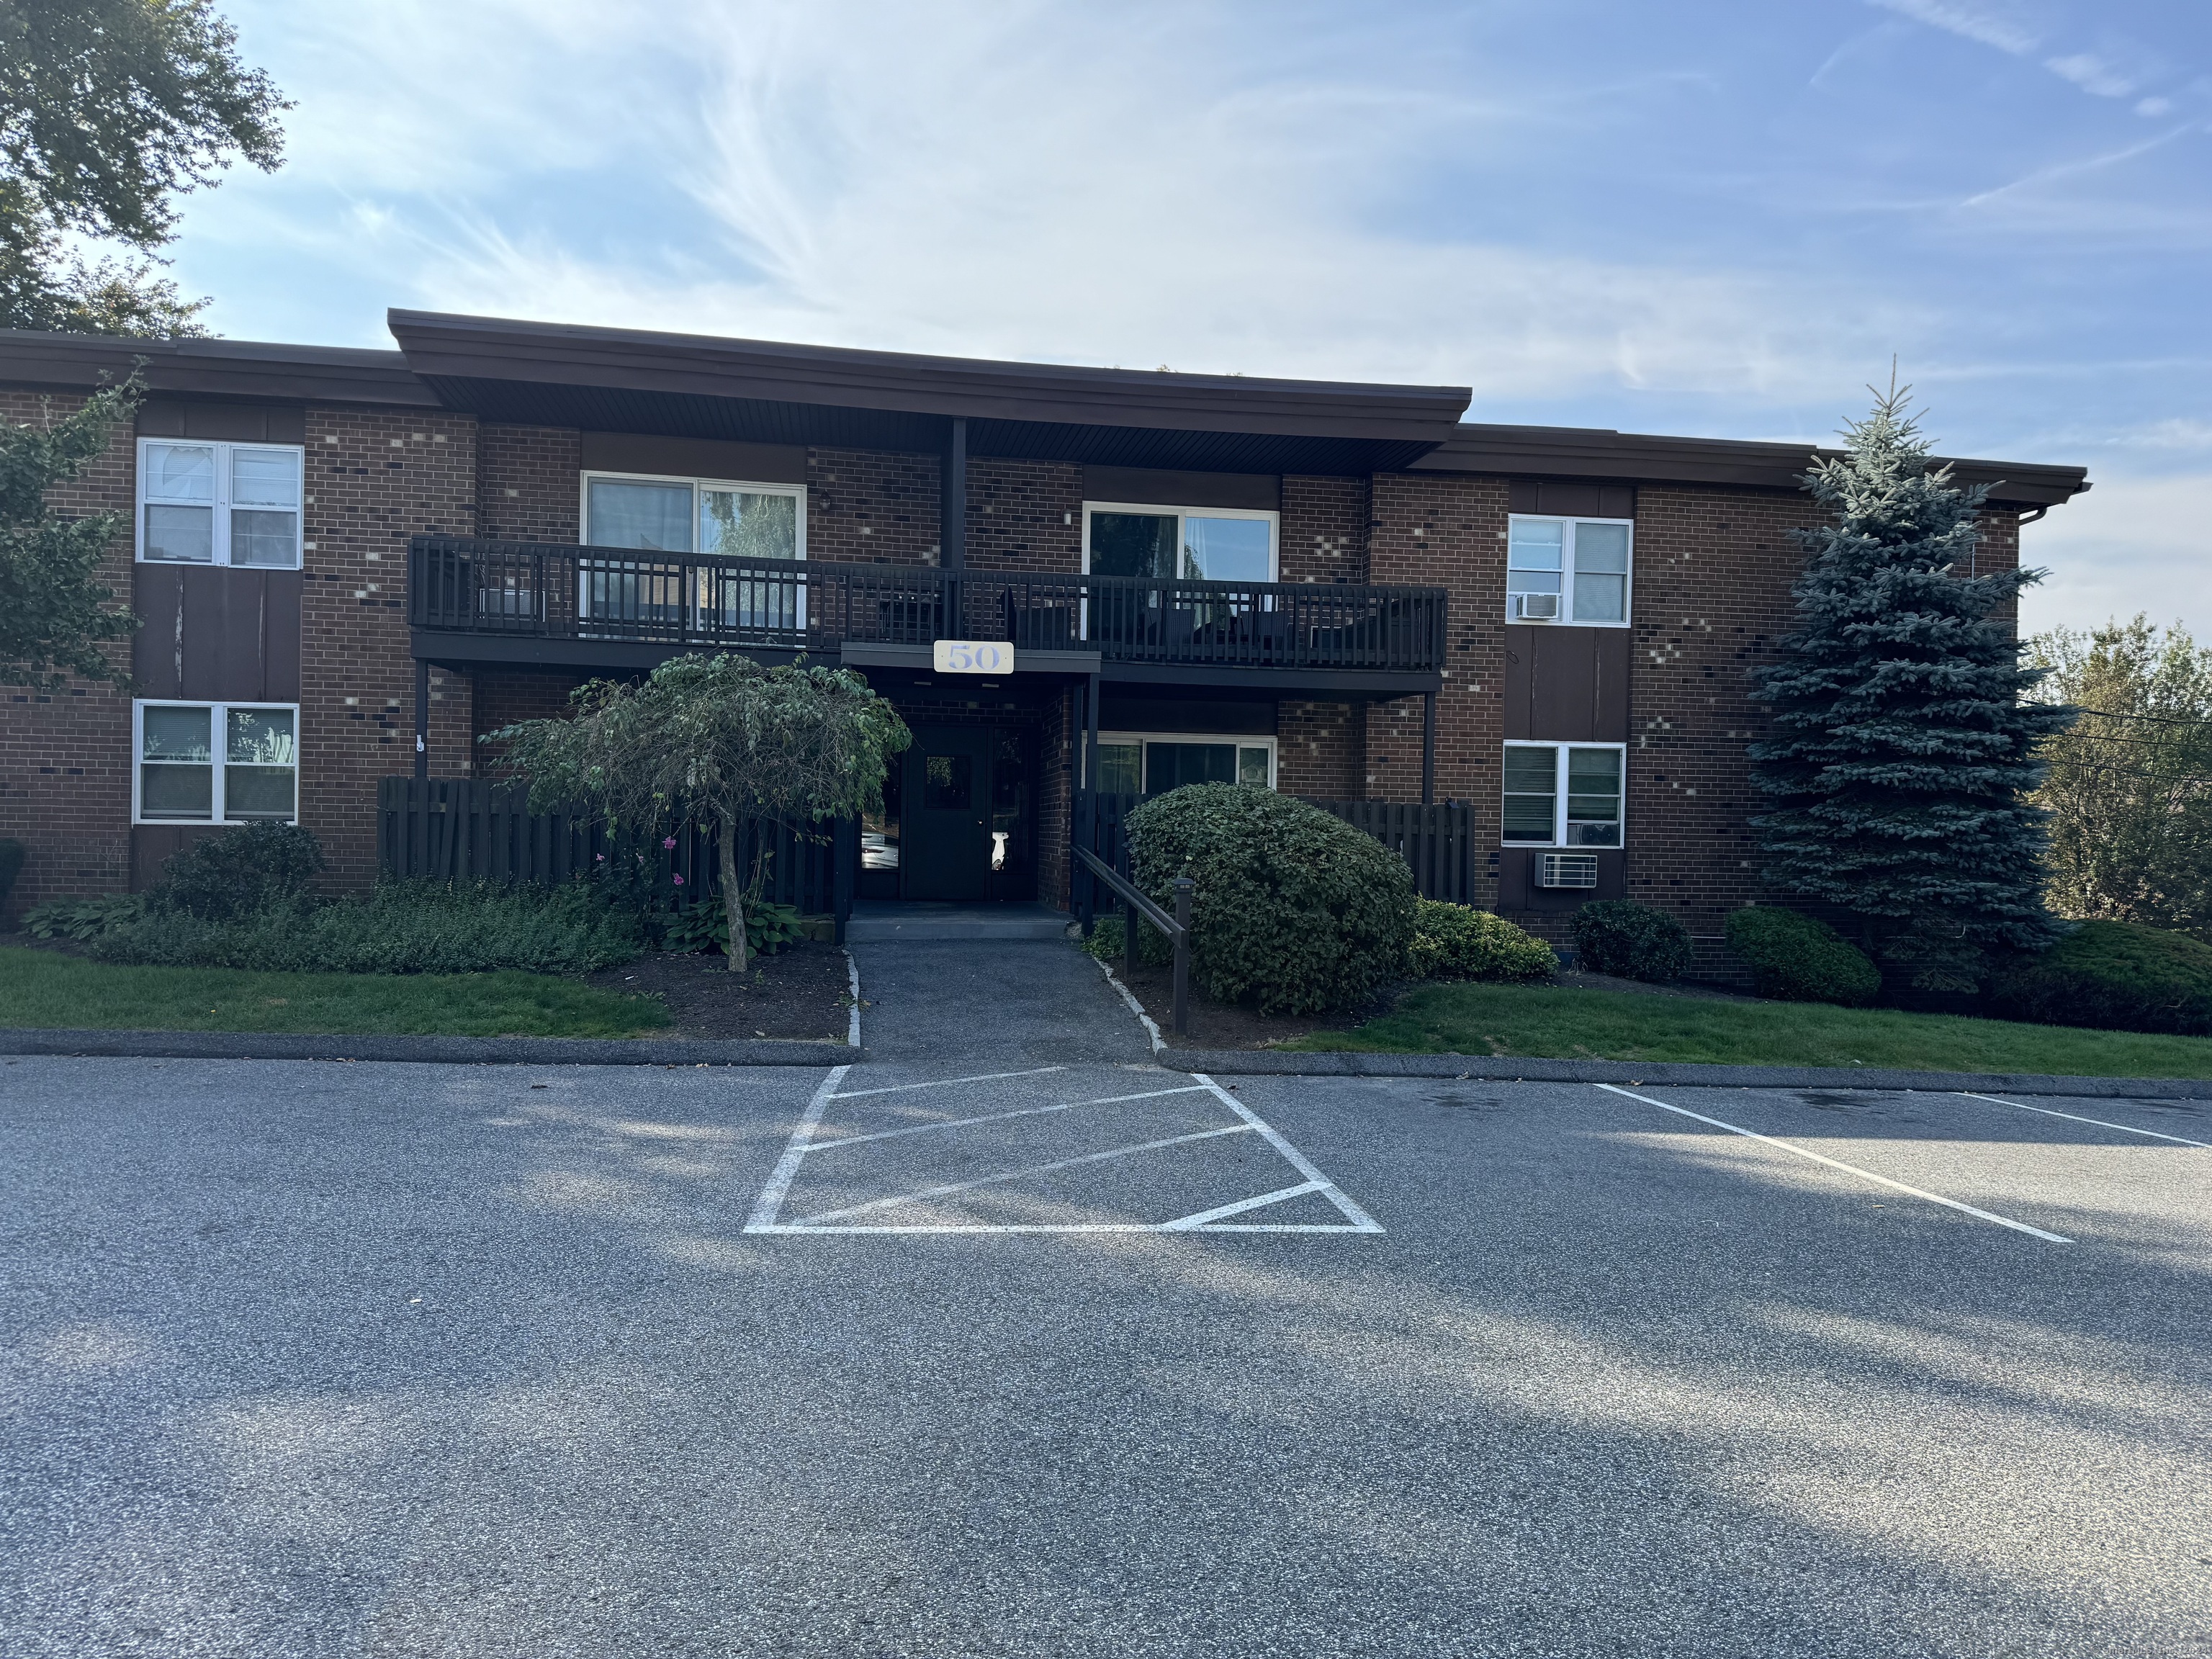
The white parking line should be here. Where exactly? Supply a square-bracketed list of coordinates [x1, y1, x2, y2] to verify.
[786, 1123, 1257, 1227]
[742, 1064, 850, 1233]
[1956, 1092, 2211, 1148]
[829, 1066, 1066, 1100]
[806, 1086, 1207, 1152]
[1160, 1180, 1325, 1230]
[1192, 1075, 1385, 1233]
[1594, 1084, 2072, 1244]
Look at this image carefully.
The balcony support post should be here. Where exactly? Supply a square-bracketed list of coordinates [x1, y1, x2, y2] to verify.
[1421, 690, 1436, 806]
[414, 657, 431, 781]
[940, 418, 966, 572]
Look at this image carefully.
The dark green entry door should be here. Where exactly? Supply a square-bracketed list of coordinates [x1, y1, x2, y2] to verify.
[902, 727, 995, 902]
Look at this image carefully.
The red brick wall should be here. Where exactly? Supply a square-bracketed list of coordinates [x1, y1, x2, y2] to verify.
[480, 423, 580, 541]
[0, 390, 135, 917]
[1367, 473, 1509, 909]
[1279, 475, 1368, 585]
[968, 458, 1082, 573]
[807, 446, 939, 565]
[1275, 701, 1364, 798]
[299, 407, 478, 886]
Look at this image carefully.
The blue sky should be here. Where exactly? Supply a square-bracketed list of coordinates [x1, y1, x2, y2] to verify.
[149, 0, 2209, 637]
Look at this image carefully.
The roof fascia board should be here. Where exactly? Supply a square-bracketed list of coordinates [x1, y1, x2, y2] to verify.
[1413, 424, 2090, 505]
[0, 328, 438, 406]
[388, 310, 1470, 441]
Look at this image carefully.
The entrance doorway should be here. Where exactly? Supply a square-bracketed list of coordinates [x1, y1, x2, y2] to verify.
[892, 725, 1037, 903]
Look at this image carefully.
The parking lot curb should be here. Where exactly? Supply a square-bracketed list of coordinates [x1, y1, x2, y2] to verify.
[1156, 1048, 2212, 1100]
[0, 1028, 863, 1067]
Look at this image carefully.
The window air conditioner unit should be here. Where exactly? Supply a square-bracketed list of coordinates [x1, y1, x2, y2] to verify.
[1537, 852, 1600, 889]
[1514, 593, 1559, 621]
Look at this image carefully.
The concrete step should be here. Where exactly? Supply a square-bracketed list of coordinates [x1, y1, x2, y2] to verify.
[846, 902, 1075, 943]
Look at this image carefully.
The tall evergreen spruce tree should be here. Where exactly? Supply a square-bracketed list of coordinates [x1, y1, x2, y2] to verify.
[1747, 386, 2070, 991]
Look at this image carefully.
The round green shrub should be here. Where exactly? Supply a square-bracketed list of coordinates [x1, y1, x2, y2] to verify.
[1990, 920, 2212, 1038]
[153, 822, 325, 920]
[1724, 906, 1881, 1006]
[1408, 901, 1557, 982]
[1569, 899, 1691, 983]
[1125, 785, 1416, 1015]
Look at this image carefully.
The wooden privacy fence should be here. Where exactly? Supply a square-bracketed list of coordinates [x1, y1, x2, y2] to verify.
[376, 776, 853, 923]
[1074, 792, 1479, 907]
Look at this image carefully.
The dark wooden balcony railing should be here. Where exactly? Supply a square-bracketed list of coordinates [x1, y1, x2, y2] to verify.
[408, 536, 1447, 675]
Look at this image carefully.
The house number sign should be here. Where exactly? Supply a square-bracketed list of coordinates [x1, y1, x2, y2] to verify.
[932, 639, 1013, 673]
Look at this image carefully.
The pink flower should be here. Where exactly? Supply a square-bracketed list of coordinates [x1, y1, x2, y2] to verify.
[672, 873, 685, 886]
[662, 836, 678, 849]
[595, 853, 606, 861]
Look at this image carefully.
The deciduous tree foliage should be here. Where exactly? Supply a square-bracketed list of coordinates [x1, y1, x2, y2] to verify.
[0, 0, 287, 334]
[490, 655, 911, 972]
[1747, 387, 2069, 990]
[0, 375, 141, 690]
[2028, 616, 2212, 940]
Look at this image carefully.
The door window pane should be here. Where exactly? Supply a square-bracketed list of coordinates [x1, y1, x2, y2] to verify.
[700, 489, 798, 559]
[1089, 512, 1177, 578]
[1095, 742, 1141, 796]
[1502, 745, 1558, 842]
[1145, 742, 1236, 791]
[144, 444, 215, 501]
[145, 503, 215, 562]
[588, 480, 694, 551]
[1181, 516, 1272, 583]
[923, 753, 974, 809]
[1237, 746, 1272, 786]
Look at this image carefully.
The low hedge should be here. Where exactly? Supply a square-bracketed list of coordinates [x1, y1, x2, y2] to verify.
[1409, 901, 1557, 983]
[1125, 786, 1416, 1015]
[1570, 900, 1691, 983]
[1990, 920, 2212, 1038]
[1724, 907, 1881, 1007]
[89, 878, 649, 976]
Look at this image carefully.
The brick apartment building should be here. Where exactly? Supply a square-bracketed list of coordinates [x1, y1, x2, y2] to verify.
[0, 313, 2089, 945]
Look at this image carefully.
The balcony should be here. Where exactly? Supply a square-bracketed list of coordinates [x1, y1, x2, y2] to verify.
[408, 536, 1447, 691]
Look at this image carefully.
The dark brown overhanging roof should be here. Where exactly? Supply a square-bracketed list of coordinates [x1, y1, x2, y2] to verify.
[385, 310, 1472, 474]
[0, 317, 2092, 505]
[0, 325, 440, 406]
[1413, 422, 2092, 507]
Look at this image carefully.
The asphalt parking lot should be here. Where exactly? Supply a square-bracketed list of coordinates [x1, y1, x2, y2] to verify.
[2, 1053, 2208, 1657]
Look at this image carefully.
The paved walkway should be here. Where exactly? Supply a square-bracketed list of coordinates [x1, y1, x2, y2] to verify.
[849, 936, 1153, 1071]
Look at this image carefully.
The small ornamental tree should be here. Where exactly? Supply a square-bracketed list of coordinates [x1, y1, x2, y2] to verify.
[1747, 385, 2071, 990]
[490, 655, 910, 971]
[1, 374, 143, 691]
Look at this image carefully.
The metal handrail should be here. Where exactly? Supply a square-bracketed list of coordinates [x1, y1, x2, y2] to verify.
[1074, 845, 1192, 1039]
[407, 536, 1449, 675]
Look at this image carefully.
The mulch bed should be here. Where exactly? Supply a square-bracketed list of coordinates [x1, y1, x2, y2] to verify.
[586, 942, 851, 1041]
[1103, 950, 1757, 1050]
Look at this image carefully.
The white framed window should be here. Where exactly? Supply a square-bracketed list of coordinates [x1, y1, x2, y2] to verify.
[137, 439, 303, 568]
[1506, 514, 1632, 625]
[580, 470, 807, 632]
[1088, 732, 1276, 794]
[1082, 503, 1277, 583]
[133, 701, 300, 824]
[1501, 741, 1624, 847]
[581, 471, 805, 559]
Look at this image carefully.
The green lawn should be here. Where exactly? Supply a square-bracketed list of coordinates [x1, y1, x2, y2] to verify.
[0, 947, 670, 1039]
[1283, 980, 2212, 1079]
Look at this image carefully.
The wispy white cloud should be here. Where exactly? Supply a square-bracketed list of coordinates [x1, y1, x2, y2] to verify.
[1866, 0, 2046, 56]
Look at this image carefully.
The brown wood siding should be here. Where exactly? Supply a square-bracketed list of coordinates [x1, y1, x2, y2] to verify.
[579, 431, 806, 485]
[1507, 480, 1635, 518]
[1081, 466, 1280, 510]
[131, 565, 304, 702]
[137, 401, 307, 443]
[1494, 848, 1627, 911]
[1501, 626, 1630, 742]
